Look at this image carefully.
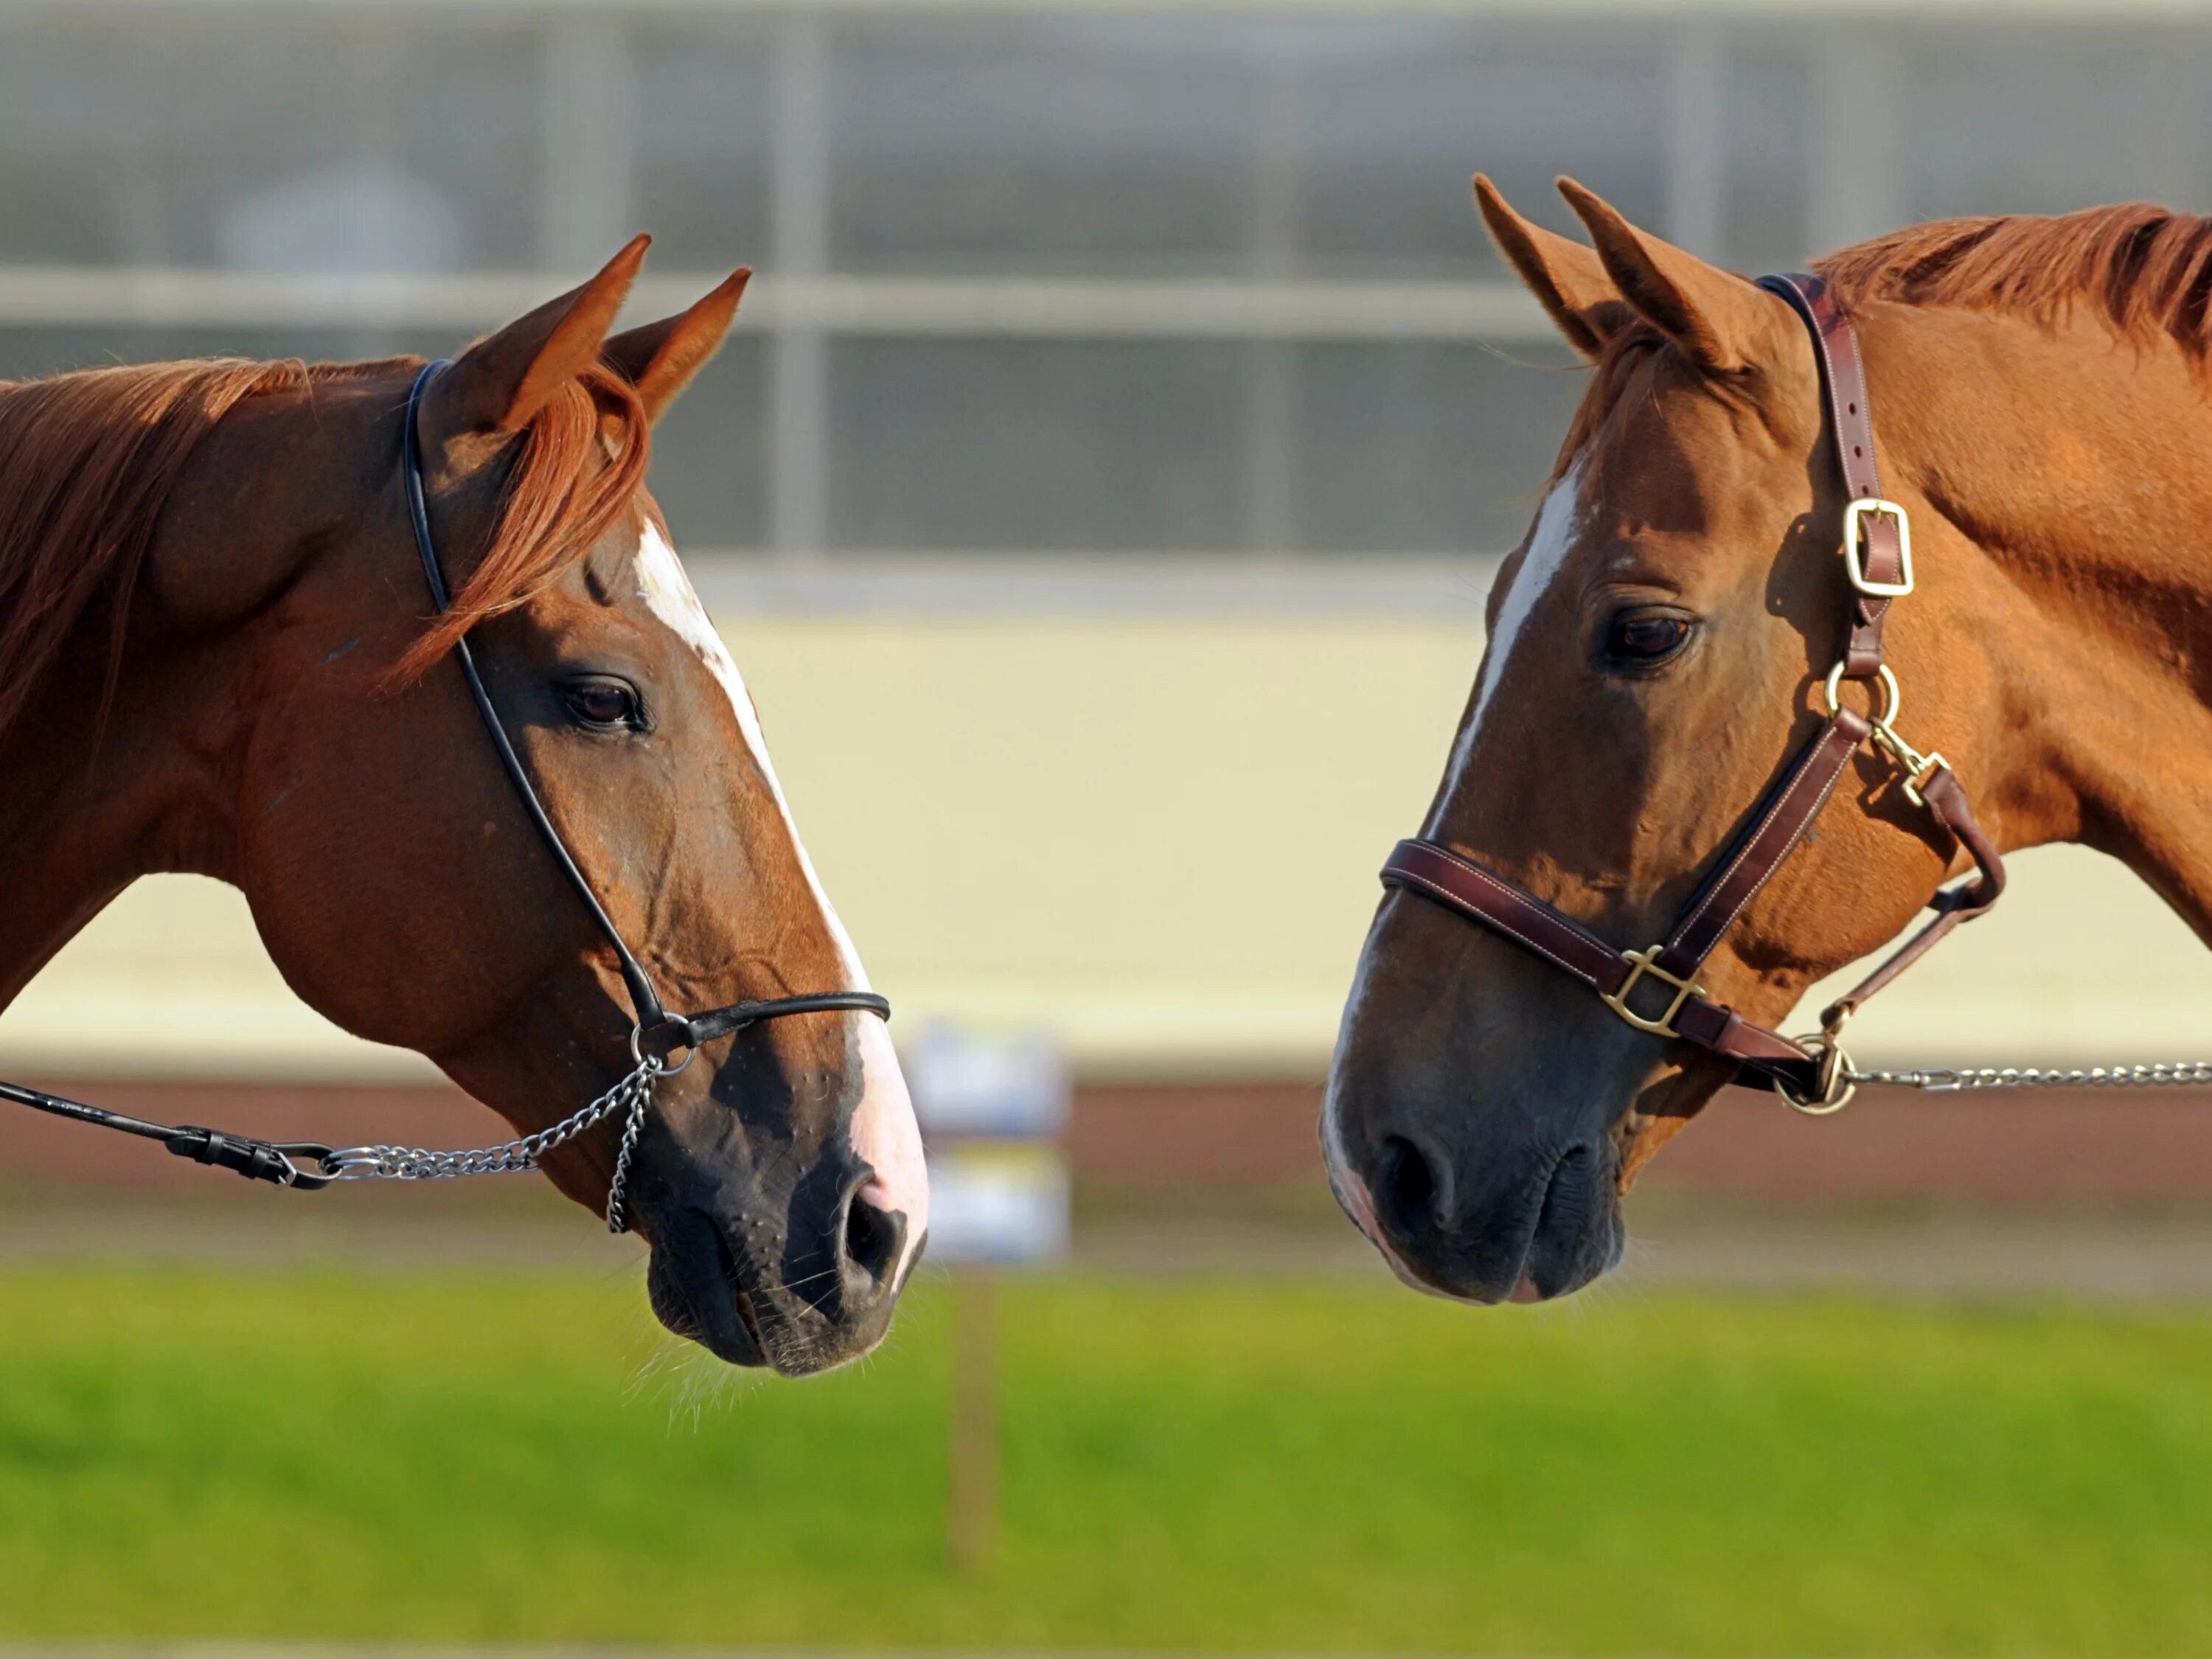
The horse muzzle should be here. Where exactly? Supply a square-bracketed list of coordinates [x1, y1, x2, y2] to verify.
[1326, 1101, 1625, 1304]
[636, 1155, 914, 1374]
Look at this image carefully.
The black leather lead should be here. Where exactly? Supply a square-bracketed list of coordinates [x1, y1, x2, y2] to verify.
[0, 1079, 336, 1189]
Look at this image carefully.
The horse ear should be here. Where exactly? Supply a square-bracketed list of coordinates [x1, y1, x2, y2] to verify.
[428, 234, 650, 438]
[600, 268, 750, 425]
[1556, 178, 1767, 372]
[1474, 175, 1630, 361]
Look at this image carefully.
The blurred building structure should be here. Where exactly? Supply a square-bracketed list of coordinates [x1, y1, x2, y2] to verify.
[4, 0, 2212, 1088]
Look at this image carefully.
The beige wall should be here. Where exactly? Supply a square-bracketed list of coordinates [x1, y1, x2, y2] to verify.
[5, 580, 2208, 1082]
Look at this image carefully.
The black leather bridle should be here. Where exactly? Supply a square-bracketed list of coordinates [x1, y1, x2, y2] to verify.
[398, 361, 888, 1059]
[0, 361, 888, 1205]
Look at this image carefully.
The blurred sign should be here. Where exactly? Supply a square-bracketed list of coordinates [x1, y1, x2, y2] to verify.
[907, 1023, 1070, 1140]
[908, 1023, 1069, 1265]
[926, 1146, 1071, 1266]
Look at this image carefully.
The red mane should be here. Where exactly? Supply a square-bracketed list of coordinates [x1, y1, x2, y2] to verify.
[0, 354, 649, 743]
[1818, 202, 2212, 366]
[0, 358, 310, 743]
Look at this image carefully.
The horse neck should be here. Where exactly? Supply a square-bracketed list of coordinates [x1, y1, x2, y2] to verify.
[1880, 305, 2212, 943]
[0, 566, 251, 1013]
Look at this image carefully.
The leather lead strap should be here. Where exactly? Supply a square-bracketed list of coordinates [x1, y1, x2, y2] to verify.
[0, 1079, 338, 1189]
[1655, 709, 1871, 980]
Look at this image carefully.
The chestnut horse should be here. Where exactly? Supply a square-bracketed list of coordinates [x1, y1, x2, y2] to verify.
[0, 240, 927, 1374]
[1326, 176, 2212, 1304]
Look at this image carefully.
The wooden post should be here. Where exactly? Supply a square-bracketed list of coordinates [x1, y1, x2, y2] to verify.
[949, 1263, 996, 1574]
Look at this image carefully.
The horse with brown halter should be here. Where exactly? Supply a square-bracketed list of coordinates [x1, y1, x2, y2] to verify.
[1326, 176, 2212, 1307]
[0, 239, 928, 1374]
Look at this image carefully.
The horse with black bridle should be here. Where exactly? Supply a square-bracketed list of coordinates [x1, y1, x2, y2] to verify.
[0, 240, 927, 1374]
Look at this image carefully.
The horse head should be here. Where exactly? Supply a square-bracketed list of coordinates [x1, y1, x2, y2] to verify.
[152, 244, 925, 1371]
[1324, 178, 2000, 1304]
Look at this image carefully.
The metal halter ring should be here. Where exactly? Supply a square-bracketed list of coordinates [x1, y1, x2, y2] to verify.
[628, 1023, 698, 1077]
[1778, 1034, 1858, 1116]
[1823, 663, 1953, 809]
[1823, 661, 1901, 727]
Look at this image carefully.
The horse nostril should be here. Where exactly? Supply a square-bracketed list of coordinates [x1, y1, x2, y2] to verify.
[1376, 1134, 1442, 1240]
[842, 1189, 905, 1290]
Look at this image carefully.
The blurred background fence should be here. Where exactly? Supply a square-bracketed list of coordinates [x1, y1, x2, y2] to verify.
[5, 0, 2212, 1213]
[11, 4, 2212, 1652]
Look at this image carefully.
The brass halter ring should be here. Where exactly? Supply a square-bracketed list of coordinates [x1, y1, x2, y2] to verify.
[1823, 661, 1901, 726]
[1823, 662, 1951, 809]
[1778, 1034, 1858, 1116]
[1777, 1002, 1859, 1116]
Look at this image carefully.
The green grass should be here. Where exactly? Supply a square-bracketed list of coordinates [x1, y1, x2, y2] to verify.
[2, 1263, 2211, 1653]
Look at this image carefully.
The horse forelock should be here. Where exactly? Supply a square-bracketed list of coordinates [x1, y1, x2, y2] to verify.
[1550, 329, 1673, 489]
[392, 361, 650, 681]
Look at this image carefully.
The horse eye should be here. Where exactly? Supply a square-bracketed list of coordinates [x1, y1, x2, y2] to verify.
[1606, 611, 1693, 664]
[561, 677, 644, 731]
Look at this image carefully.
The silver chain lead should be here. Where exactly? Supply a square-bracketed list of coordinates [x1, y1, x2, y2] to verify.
[602, 1071, 653, 1235]
[1851, 1060, 2212, 1093]
[322, 1057, 662, 1233]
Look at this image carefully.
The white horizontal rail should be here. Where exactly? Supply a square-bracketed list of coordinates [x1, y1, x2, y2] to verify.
[0, 0, 2185, 18]
[686, 550, 1508, 613]
[0, 268, 1557, 342]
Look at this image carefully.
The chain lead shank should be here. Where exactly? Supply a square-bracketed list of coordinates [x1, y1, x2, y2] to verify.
[1852, 1060, 2212, 1093]
[321, 1057, 662, 1234]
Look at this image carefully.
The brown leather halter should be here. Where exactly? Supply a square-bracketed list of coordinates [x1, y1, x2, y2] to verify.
[1380, 272, 2006, 1113]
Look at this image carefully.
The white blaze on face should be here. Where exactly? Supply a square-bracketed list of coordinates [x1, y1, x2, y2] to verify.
[633, 522, 928, 1276]
[1320, 460, 1587, 1301]
[1422, 457, 1587, 838]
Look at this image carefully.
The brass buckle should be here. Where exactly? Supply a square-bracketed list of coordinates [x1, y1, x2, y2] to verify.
[1841, 497, 1914, 597]
[1602, 945, 1703, 1038]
